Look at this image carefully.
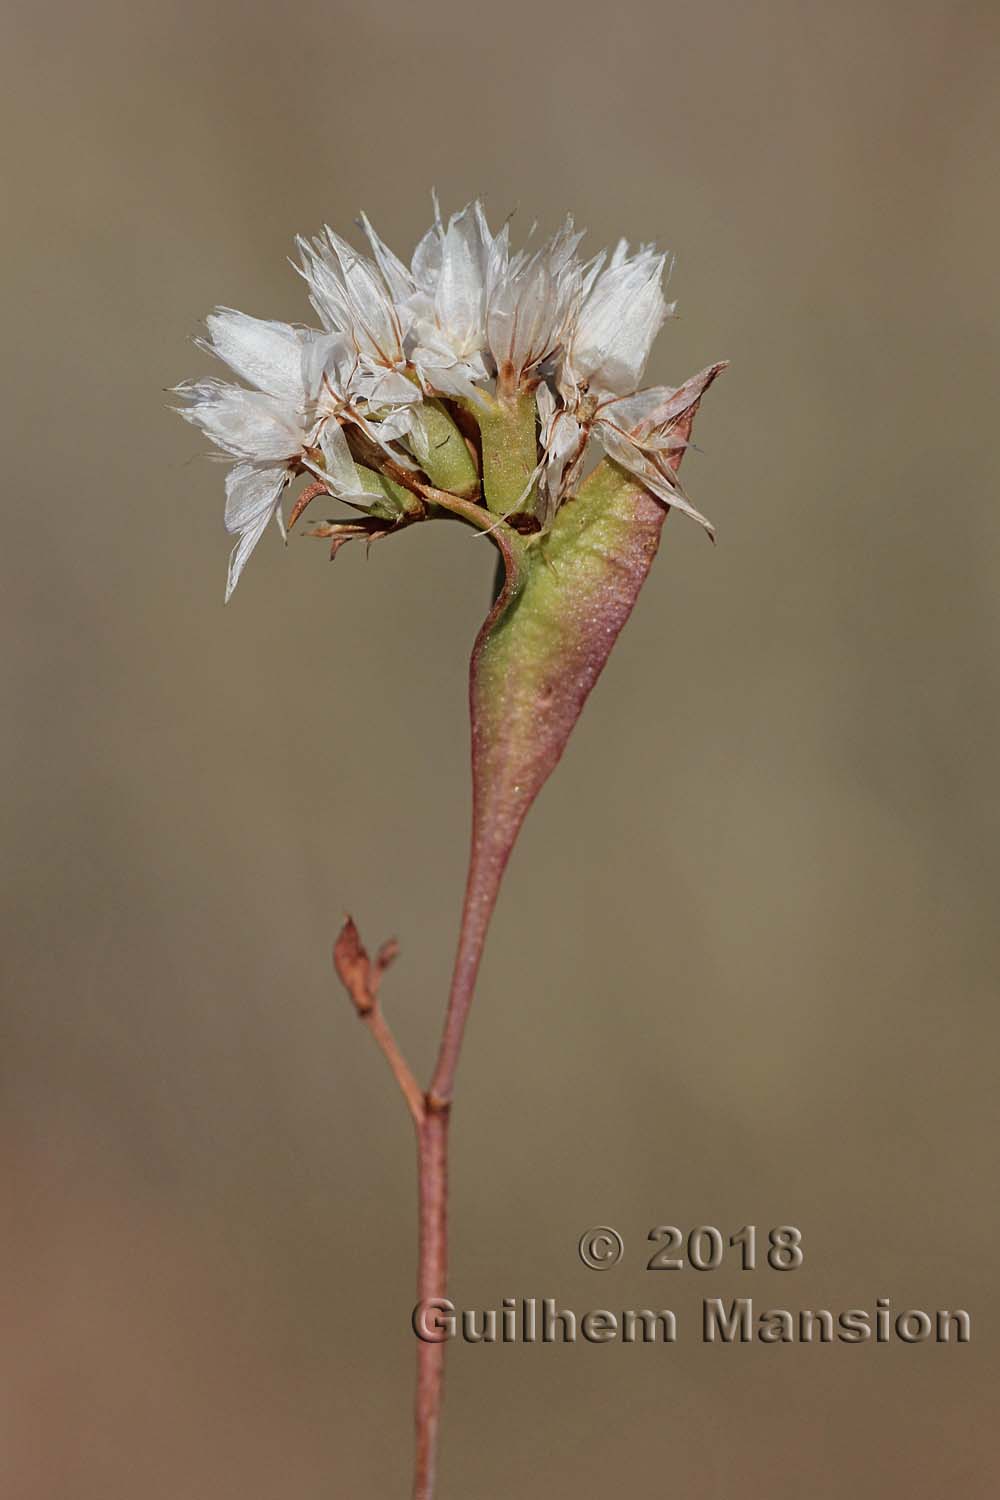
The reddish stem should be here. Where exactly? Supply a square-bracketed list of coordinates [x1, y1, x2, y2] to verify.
[332, 919, 454, 1500]
[429, 508, 527, 1111]
[414, 815, 512, 1491]
[413, 1105, 449, 1500]
[428, 823, 511, 1108]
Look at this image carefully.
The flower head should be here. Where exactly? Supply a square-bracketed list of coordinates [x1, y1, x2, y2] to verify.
[559, 241, 670, 401]
[176, 198, 719, 596]
[406, 200, 498, 399]
[486, 216, 584, 395]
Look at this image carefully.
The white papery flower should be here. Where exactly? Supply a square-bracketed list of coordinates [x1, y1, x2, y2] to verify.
[358, 200, 503, 402]
[297, 229, 408, 370]
[361, 203, 583, 402]
[590, 383, 714, 534]
[177, 310, 394, 598]
[405, 202, 498, 399]
[559, 242, 671, 402]
[177, 200, 716, 598]
[535, 385, 588, 519]
[486, 217, 584, 394]
[535, 242, 712, 533]
[297, 228, 428, 435]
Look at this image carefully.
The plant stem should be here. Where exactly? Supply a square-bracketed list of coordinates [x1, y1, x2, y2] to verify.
[473, 389, 540, 520]
[413, 821, 510, 1494]
[413, 1103, 450, 1500]
[363, 1001, 426, 1128]
[428, 830, 508, 1109]
[334, 771, 513, 1499]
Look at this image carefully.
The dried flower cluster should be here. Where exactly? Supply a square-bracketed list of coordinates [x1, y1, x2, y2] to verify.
[176, 198, 714, 598]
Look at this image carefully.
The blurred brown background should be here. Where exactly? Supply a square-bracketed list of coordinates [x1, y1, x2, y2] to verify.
[2, 0, 998, 1495]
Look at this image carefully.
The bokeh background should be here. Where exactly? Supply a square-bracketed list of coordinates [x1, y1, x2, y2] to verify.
[2, 0, 998, 1495]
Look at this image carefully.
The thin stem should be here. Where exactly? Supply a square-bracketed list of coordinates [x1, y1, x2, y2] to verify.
[414, 825, 509, 1492]
[413, 1103, 449, 1500]
[332, 817, 510, 1500]
[361, 1002, 426, 1129]
[428, 838, 505, 1108]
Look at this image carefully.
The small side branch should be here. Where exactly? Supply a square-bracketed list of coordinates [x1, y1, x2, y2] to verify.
[333, 916, 425, 1129]
[333, 914, 451, 1496]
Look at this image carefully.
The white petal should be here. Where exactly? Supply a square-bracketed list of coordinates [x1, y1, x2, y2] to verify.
[577, 250, 606, 302]
[223, 463, 289, 599]
[302, 331, 353, 407]
[359, 212, 415, 303]
[177, 381, 305, 461]
[298, 232, 404, 367]
[411, 225, 442, 291]
[373, 404, 417, 442]
[435, 204, 489, 356]
[296, 236, 346, 331]
[306, 419, 400, 499]
[310, 420, 407, 501]
[597, 386, 673, 434]
[597, 424, 714, 536]
[411, 193, 446, 289]
[564, 249, 668, 398]
[486, 255, 551, 378]
[224, 461, 288, 534]
[202, 310, 309, 403]
[361, 368, 422, 408]
[486, 218, 581, 383]
[330, 231, 406, 364]
[225, 524, 272, 602]
[539, 407, 587, 511]
[411, 347, 488, 402]
[319, 420, 363, 495]
[599, 364, 724, 447]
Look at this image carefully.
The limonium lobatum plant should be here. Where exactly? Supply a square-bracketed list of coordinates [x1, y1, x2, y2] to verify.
[175, 196, 725, 1499]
